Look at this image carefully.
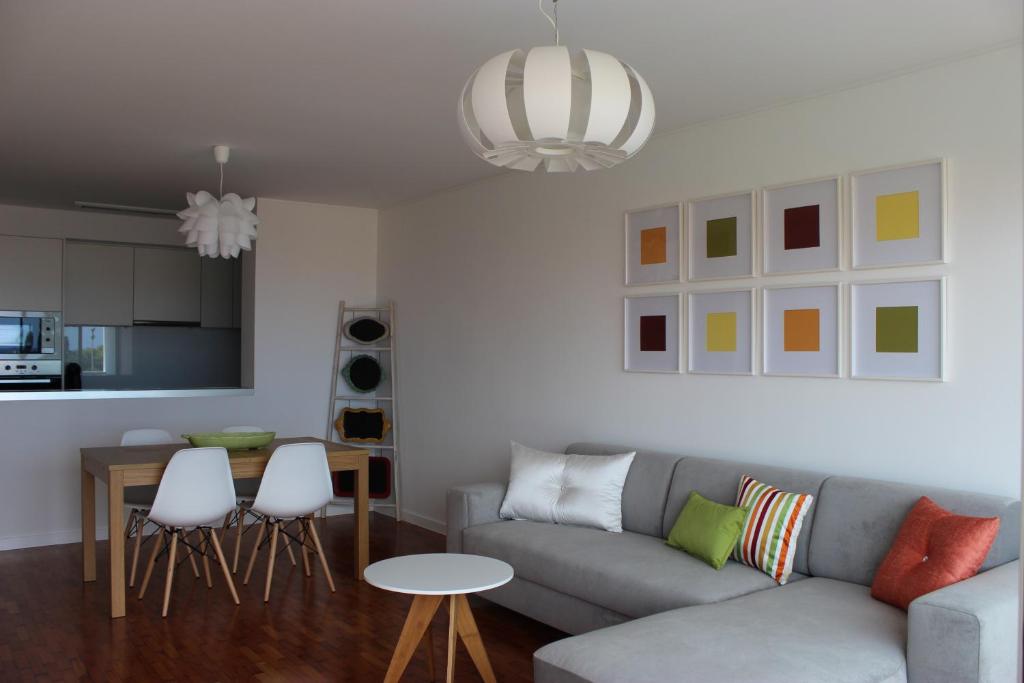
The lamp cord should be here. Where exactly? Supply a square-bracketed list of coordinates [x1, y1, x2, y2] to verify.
[219, 163, 224, 199]
[539, 0, 559, 45]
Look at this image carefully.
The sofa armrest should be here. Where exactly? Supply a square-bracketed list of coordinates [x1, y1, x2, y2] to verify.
[907, 560, 1019, 683]
[446, 482, 508, 552]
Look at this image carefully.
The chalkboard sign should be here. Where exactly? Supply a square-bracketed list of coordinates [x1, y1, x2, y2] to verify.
[333, 456, 392, 499]
[335, 408, 391, 442]
[341, 355, 384, 393]
[343, 317, 390, 345]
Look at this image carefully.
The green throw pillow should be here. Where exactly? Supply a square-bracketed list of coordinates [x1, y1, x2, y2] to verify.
[665, 491, 747, 570]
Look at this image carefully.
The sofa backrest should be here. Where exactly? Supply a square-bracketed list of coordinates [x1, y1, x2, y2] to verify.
[661, 457, 828, 576]
[565, 442, 682, 537]
[808, 476, 1022, 586]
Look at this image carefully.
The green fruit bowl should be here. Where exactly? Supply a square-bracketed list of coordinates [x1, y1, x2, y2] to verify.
[181, 432, 276, 450]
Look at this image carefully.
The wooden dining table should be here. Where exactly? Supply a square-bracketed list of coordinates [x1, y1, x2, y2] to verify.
[81, 436, 370, 618]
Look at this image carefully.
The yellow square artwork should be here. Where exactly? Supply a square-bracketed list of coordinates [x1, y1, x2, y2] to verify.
[640, 226, 668, 265]
[706, 312, 737, 352]
[875, 190, 920, 241]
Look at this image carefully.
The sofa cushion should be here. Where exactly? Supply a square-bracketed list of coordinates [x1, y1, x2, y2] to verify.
[661, 456, 827, 575]
[565, 442, 682, 538]
[809, 476, 1021, 586]
[534, 578, 908, 683]
[463, 520, 797, 619]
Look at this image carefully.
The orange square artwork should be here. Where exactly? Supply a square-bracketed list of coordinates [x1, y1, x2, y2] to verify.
[640, 226, 668, 265]
[783, 308, 820, 352]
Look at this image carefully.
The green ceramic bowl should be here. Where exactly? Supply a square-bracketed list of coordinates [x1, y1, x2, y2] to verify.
[181, 431, 276, 450]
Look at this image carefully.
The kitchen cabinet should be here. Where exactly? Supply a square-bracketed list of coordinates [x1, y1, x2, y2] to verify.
[0, 235, 63, 311]
[63, 242, 134, 326]
[133, 247, 201, 323]
[200, 257, 239, 328]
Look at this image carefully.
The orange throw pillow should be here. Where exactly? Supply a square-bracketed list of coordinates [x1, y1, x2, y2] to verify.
[871, 496, 999, 610]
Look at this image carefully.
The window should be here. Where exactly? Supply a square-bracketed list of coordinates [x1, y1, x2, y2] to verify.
[63, 326, 117, 375]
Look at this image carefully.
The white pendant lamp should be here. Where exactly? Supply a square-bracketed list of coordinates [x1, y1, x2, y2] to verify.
[178, 145, 259, 258]
[458, 0, 655, 172]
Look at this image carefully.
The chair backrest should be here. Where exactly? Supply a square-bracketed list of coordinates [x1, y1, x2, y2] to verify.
[223, 425, 264, 433]
[148, 447, 237, 528]
[252, 443, 333, 518]
[121, 428, 175, 446]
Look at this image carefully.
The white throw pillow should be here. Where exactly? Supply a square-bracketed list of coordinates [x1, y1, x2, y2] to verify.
[499, 442, 635, 532]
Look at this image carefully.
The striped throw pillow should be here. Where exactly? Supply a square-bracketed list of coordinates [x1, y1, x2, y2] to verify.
[733, 475, 814, 585]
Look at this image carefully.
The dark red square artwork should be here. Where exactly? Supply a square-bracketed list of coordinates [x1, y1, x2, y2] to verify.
[784, 204, 820, 250]
[639, 315, 667, 352]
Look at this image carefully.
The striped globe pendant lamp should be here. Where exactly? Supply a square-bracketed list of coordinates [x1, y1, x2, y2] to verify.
[458, 2, 655, 172]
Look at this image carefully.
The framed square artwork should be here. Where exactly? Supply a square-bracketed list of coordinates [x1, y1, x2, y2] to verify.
[762, 285, 840, 377]
[851, 159, 947, 268]
[763, 177, 840, 274]
[624, 293, 681, 373]
[687, 289, 754, 375]
[850, 278, 945, 381]
[625, 203, 682, 285]
[687, 191, 755, 281]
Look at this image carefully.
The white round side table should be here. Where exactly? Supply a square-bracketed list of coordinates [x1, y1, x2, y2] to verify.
[365, 553, 514, 683]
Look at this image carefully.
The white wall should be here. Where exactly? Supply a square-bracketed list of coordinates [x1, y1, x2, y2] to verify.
[378, 46, 1023, 530]
[0, 197, 377, 549]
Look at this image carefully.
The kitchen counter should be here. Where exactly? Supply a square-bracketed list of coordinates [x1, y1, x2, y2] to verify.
[0, 387, 253, 401]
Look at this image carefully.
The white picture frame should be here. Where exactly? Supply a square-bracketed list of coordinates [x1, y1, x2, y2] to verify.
[762, 176, 841, 275]
[686, 191, 755, 281]
[850, 278, 946, 381]
[687, 289, 754, 375]
[624, 293, 682, 374]
[850, 159, 947, 269]
[625, 203, 683, 285]
[762, 284, 841, 378]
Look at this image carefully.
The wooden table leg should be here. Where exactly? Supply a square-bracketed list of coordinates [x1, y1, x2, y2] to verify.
[383, 595, 443, 683]
[446, 595, 458, 683]
[453, 594, 497, 683]
[354, 460, 369, 580]
[81, 461, 96, 583]
[108, 470, 126, 618]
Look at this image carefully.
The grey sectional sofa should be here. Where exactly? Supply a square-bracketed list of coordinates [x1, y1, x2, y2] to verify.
[446, 442, 1020, 683]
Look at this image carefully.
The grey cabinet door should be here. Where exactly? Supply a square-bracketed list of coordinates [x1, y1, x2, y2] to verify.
[63, 242, 134, 326]
[200, 257, 235, 328]
[0, 235, 63, 311]
[133, 247, 201, 323]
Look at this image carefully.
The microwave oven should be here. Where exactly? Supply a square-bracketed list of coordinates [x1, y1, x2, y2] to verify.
[0, 311, 63, 390]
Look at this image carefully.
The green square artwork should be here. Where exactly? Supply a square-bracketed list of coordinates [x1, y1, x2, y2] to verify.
[875, 306, 918, 353]
[706, 217, 738, 259]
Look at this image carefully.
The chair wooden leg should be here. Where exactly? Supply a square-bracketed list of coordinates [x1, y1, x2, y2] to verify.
[220, 511, 233, 544]
[138, 528, 165, 599]
[264, 522, 280, 603]
[242, 519, 267, 586]
[207, 528, 240, 605]
[232, 509, 247, 574]
[161, 531, 178, 618]
[199, 529, 213, 589]
[283, 531, 297, 567]
[305, 516, 336, 593]
[128, 516, 144, 588]
[299, 517, 311, 577]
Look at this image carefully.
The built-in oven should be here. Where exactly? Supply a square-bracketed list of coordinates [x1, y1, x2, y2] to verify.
[0, 311, 62, 391]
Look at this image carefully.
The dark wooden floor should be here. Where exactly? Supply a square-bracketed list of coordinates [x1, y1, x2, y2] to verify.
[0, 514, 565, 682]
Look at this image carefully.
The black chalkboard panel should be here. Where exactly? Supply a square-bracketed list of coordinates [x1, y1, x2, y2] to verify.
[343, 317, 390, 345]
[342, 355, 383, 393]
[333, 456, 392, 499]
[336, 408, 391, 442]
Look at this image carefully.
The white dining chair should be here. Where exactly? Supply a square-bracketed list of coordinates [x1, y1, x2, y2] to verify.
[219, 425, 284, 573]
[137, 447, 240, 617]
[242, 442, 336, 602]
[120, 428, 175, 588]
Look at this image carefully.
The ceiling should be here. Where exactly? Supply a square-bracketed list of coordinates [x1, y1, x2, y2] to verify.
[0, 1, 1019, 212]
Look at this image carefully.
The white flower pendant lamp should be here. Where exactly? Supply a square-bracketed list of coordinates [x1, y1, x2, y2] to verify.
[458, 0, 655, 172]
[178, 145, 259, 258]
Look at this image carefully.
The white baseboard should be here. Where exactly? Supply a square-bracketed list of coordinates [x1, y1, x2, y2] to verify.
[401, 509, 447, 535]
[0, 527, 109, 551]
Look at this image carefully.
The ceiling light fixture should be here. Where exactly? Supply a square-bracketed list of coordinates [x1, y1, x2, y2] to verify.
[458, 0, 655, 172]
[177, 145, 259, 258]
